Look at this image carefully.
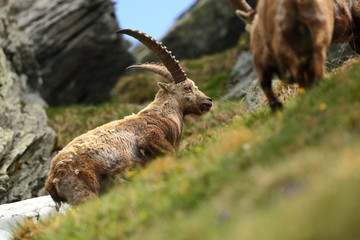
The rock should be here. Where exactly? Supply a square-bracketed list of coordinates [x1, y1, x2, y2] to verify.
[0, 196, 70, 240]
[0, 6, 56, 203]
[7, 0, 133, 105]
[326, 43, 357, 70]
[244, 81, 266, 111]
[136, 0, 257, 62]
[222, 49, 257, 100]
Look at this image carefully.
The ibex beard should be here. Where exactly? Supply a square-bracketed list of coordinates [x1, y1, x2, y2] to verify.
[45, 29, 212, 210]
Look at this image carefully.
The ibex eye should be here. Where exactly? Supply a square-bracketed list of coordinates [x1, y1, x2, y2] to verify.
[184, 87, 191, 91]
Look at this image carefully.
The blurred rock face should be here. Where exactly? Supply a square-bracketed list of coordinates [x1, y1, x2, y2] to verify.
[137, 0, 256, 62]
[163, 0, 243, 59]
[7, 0, 133, 105]
[0, 5, 56, 203]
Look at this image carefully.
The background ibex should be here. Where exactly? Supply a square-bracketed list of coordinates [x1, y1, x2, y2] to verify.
[229, 0, 360, 110]
[232, 0, 334, 111]
[230, 0, 360, 49]
[45, 29, 213, 210]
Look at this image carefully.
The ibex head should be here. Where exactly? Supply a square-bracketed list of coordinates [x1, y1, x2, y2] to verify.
[118, 29, 212, 115]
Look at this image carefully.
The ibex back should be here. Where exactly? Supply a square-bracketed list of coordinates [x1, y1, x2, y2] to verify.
[45, 29, 212, 210]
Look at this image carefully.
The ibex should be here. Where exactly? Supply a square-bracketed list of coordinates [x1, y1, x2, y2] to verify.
[230, 0, 360, 50]
[230, 0, 334, 111]
[45, 29, 213, 210]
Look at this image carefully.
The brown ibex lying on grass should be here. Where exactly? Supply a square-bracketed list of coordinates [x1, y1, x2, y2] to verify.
[45, 29, 213, 210]
[230, 0, 335, 111]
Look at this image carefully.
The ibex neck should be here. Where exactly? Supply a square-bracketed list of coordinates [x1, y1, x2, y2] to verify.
[139, 95, 184, 145]
[138, 94, 184, 121]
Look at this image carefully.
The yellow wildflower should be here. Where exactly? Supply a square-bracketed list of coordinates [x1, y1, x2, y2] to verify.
[319, 103, 327, 111]
[175, 165, 185, 173]
[127, 170, 135, 177]
[180, 180, 190, 194]
[298, 87, 306, 95]
[69, 209, 76, 216]
[139, 212, 148, 221]
[194, 147, 202, 153]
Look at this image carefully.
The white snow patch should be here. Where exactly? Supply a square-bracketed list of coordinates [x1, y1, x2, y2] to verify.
[0, 196, 70, 240]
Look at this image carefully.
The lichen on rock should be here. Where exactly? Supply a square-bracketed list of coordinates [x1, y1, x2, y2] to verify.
[0, 5, 56, 204]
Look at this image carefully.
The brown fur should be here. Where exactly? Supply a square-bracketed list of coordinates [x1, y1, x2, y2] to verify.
[338, 0, 360, 53]
[237, 0, 334, 111]
[333, 0, 354, 43]
[229, 0, 360, 111]
[233, 0, 360, 49]
[45, 80, 212, 210]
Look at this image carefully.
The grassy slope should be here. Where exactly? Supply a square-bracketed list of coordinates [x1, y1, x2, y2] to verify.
[13, 53, 360, 239]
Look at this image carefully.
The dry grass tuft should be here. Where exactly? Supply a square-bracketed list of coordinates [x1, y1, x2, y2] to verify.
[327, 57, 359, 75]
[245, 80, 299, 110]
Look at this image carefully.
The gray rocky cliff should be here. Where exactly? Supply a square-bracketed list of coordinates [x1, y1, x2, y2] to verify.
[8, 0, 133, 105]
[0, 6, 56, 204]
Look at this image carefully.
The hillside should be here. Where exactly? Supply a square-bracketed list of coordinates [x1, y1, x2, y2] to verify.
[11, 39, 360, 239]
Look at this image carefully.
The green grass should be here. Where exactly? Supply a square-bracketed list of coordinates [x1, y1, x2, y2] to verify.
[203, 71, 230, 98]
[13, 56, 360, 239]
[47, 102, 143, 147]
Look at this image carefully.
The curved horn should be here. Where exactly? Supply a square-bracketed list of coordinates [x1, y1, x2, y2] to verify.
[117, 29, 187, 83]
[227, 0, 253, 12]
[127, 63, 174, 82]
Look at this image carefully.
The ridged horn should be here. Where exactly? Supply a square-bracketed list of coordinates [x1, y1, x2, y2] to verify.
[117, 29, 187, 83]
[227, 0, 253, 12]
[127, 63, 174, 82]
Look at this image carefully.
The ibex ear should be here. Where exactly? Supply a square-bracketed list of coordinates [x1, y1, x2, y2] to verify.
[157, 82, 176, 93]
[236, 9, 256, 25]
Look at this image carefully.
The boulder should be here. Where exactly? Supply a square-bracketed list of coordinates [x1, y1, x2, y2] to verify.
[0, 6, 56, 204]
[7, 0, 133, 105]
[222, 49, 257, 100]
[326, 43, 357, 70]
[136, 0, 257, 62]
